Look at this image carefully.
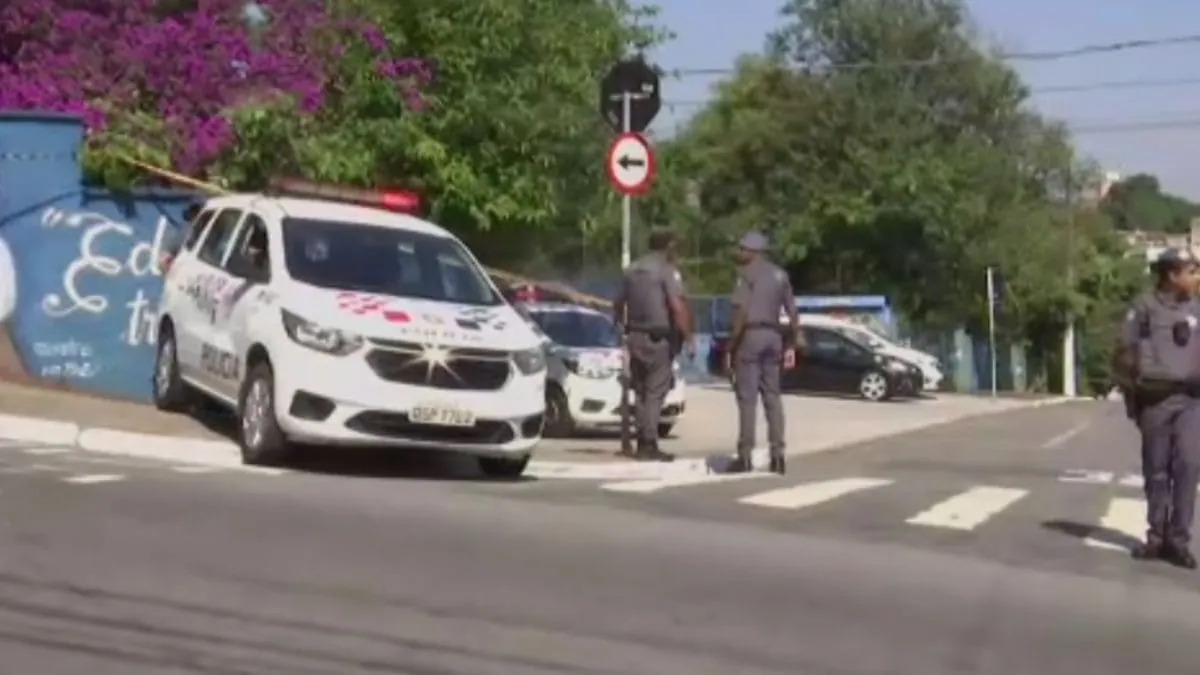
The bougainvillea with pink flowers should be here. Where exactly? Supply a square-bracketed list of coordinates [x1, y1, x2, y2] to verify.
[0, 0, 429, 184]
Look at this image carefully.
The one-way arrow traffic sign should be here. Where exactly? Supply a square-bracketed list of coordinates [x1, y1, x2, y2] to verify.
[618, 155, 645, 170]
[606, 132, 654, 196]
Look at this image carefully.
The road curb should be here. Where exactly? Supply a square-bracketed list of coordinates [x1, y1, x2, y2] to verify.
[0, 396, 1082, 480]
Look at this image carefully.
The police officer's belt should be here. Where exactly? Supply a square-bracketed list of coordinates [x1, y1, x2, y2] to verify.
[1135, 378, 1200, 402]
[627, 326, 672, 340]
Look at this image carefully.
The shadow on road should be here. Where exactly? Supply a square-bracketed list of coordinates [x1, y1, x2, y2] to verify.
[184, 399, 537, 484]
[1040, 519, 1141, 551]
[288, 446, 537, 484]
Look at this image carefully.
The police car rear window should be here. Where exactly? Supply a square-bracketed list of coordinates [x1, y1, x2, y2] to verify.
[281, 218, 501, 306]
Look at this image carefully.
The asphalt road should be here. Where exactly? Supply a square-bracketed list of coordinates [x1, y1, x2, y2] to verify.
[2, 402, 1200, 674]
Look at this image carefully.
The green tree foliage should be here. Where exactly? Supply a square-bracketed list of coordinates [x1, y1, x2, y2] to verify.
[1100, 173, 1200, 233]
[653, 0, 1143, 392]
[221, 0, 667, 269]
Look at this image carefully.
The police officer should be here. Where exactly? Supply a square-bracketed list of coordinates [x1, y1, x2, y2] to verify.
[613, 228, 694, 462]
[159, 201, 203, 273]
[724, 231, 799, 475]
[1114, 247, 1200, 569]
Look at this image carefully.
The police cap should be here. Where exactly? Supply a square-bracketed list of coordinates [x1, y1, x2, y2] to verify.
[738, 231, 769, 252]
[1152, 247, 1198, 274]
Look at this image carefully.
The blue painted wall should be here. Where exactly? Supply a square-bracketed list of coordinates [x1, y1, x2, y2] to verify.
[0, 112, 197, 401]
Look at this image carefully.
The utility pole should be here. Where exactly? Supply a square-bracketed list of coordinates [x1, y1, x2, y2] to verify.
[1062, 167, 1078, 398]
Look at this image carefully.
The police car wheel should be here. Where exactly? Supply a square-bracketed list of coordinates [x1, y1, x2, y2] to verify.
[859, 371, 891, 402]
[544, 386, 574, 437]
[477, 455, 530, 479]
[152, 325, 193, 412]
[237, 362, 293, 466]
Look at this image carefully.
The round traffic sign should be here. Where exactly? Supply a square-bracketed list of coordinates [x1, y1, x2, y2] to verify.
[605, 132, 655, 196]
[599, 57, 661, 133]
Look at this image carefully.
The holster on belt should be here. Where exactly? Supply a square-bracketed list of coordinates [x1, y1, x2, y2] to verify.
[1132, 379, 1191, 409]
[629, 326, 678, 353]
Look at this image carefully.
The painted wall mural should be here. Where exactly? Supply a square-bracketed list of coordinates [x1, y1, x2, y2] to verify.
[0, 112, 198, 401]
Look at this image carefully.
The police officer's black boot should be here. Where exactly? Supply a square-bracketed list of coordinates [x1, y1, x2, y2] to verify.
[1163, 541, 1198, 569]
[768, 455, 786, 475]
[635, 441, 674, 463]
[1131, 537, 1165, 561]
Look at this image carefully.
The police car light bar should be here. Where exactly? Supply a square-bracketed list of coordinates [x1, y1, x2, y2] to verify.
[269, 178, 423, 214]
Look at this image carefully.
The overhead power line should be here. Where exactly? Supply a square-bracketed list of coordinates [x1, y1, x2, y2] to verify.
[1072, 118, 1200, 134]
[652, 100, 1200, 136]
[662, 74, 1200, 109]
[665, 32, 1200, 77]
[1035, 75, 1200, 95]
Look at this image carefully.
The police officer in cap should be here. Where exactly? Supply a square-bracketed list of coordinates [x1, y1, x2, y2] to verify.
[613, 228, 694, 462]
[1114, 247, 1200, 569]
[724, 231, 800, 475]
[159, 201, 204, 273]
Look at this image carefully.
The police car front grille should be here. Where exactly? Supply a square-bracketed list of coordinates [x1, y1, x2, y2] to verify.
[369, 338, 510, 360]
[364, 349, 511, 390]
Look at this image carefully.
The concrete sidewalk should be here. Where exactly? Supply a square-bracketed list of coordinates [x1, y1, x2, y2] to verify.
[0, 379, 1075, 479]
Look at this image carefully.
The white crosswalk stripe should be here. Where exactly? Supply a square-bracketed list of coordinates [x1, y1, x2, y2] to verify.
[905, 486, 1029, 531]
[591, 469, 1172, 555]
[22, 446, 71, 456]
[62, 474, 124, 484]
[0, 440, 279, 487]
[601, 472, 770, 493]
[738, 477, 893, 510]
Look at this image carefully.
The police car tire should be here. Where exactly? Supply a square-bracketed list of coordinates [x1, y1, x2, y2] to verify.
[152, 326, 193, 412]
[237, 362, 293, 466]
[858, 370, 892, 402]
[544, 386, 574, 437]
[477, 455, 530, 479]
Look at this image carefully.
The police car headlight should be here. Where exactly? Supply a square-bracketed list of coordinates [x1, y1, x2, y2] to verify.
[563, 357, 615, 379]
[512, 347, 547, 375]
[281, 309, 363, 356]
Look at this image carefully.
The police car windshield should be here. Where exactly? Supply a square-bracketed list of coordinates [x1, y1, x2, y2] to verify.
[529, 310, 621, 349]
[282, 218, 501, 307]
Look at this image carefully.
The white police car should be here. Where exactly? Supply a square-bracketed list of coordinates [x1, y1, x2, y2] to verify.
[152, 180, 546, 477]
[520, 302, 686, 437]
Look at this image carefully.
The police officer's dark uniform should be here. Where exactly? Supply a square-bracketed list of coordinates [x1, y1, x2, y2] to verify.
[727, 231, 798, 475]
[1115, 247, 1200, 569]
[613, 230, 689, 462]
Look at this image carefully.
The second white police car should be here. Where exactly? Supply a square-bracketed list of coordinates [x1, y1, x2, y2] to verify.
[517, 301, 686, 437]
[152, 180, 546, 477]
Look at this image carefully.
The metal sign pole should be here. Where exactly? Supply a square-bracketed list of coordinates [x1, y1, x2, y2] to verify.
[619, 90, 634, 455]
[986, 266, 998, 398]
[620, 92, 633, 270]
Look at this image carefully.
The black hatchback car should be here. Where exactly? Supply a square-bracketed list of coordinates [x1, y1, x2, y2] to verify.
[708, 325, 922, 401]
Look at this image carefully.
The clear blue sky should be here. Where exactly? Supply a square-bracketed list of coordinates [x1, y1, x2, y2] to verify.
[645, 0, 1200, 199]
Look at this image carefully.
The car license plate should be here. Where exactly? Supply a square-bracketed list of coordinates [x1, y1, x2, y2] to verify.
[410, 404, 476, 427]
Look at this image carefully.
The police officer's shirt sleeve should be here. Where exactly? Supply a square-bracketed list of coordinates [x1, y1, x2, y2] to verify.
[731, 269, 751, 307]
[773, 266, 792, 312]
[1118, 298, 1149, 348]
[661, 262, 685, 300]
